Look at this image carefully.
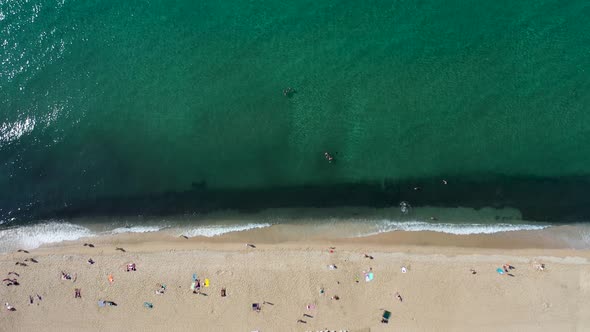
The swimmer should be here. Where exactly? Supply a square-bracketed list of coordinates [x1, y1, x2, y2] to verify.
[324, 152, 334, 163]
[283, 87, 296, 97]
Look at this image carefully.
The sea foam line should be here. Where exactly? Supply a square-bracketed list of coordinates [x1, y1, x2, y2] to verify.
[180, 223, 272, 237]
[373, 220, 549, 236]
[110, 225, 168, 234]
[0, 221, 94, 252]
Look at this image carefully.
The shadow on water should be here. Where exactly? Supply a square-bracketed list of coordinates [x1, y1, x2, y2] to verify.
[5, 174, 590, 224]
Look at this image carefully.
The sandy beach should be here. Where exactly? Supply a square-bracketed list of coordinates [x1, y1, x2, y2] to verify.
[1, 229, 589, 332]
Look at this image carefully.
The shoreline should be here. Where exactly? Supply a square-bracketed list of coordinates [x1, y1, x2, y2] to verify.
[14, 221, 590, 255]
[5, 205, 590, 253]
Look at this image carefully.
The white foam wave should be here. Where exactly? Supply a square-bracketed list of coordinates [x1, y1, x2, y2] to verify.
[182, 223, 272, 237]
[373, 220, 549, 235]
[111, 225, 167, 234]
[0, 221, 94, 252]
[0, 116, 36, 143]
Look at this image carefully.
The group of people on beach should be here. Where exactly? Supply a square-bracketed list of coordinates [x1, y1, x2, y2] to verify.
[3, 271, 20, 286]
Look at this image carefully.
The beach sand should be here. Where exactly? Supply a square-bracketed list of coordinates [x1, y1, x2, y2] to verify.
[1, 229, 589, 332]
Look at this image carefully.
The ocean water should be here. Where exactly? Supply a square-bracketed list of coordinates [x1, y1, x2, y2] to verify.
[1, 0, 590, 240]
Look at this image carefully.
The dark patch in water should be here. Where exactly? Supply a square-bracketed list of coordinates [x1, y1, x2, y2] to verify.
[4, 175, 590, 224]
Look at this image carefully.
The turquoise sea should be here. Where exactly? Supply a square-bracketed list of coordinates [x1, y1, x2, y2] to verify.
[1, 0, 590, 248]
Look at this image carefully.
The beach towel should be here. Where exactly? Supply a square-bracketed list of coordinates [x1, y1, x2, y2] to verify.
[192, 273, 197, 281]
[382, 310, 392, 323]
[496, 268, 504, 275]
[365, 272, 374, 282]
[98, 300, 105, 307]
[143, 302, 153, 309]
[204, 279, 210, 287]
[190, 282, 196, 291]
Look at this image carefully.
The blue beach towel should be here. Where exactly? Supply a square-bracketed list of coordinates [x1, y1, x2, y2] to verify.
[496, 268, 504, 275]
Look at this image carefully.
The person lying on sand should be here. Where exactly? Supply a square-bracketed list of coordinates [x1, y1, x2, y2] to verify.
[195, 279, 201, 294]
[88, 258, 95, 265]
[116, 247, 126, 252]
[17, 249, 29, 253]
[3, 278, 19, 286]
[15, 262, 27, 267]
[395, 292, 403, 302]
[155, 283, 166, 295]
[126, 263, 136, 272]
[24, 258, 38, 263]
[5, 303, 16, 311]
[83, 243, 95, 248]
[61, 272, 72, 280]
[246, 243, 256, 248]
[8, 272, 19, 277]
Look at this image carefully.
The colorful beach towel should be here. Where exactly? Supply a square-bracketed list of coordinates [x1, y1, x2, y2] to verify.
[204, 279, 210, 287]
[496, 268, 504, 275]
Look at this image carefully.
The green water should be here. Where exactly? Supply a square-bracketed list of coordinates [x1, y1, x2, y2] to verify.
[1, 0, 590, 219]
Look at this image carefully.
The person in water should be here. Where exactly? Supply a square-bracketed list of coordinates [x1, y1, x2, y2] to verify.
[283, 87, 296, 97]
[324, 152, 334, 163]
